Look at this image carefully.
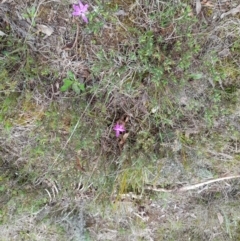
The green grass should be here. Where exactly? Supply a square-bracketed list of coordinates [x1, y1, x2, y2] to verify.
[1, 0, 240, 240]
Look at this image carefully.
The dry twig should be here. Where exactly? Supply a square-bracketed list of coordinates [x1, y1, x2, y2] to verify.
[145, 175, 240, 193]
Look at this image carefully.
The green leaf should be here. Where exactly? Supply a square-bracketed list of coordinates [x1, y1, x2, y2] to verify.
[78, 83, 85, 91]
[72, 82, 85, 94]
[0, 185, 5, 192]
[67, 71, 75, 80]
[72, 82, 80, 94]
[190, 73, 203, 80]
[60, 79, 73, 91]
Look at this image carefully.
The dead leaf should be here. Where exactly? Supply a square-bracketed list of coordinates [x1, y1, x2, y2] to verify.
[217, 212, 224, 225]
[202, 2, 214, 7]
[201, 0, 214, 8]
[0, 30, 6, 36]
[36, 24, 54, 37]
[75, 157, 85, 172]
[196, 0, 202, 14]
[81, 69, 91, 79]
[118, 132, 129, 148]
[221, 4, 240, 19]
[124, 115, 129, 123]
[122, 132, 129, 143]
[151, 106, 159, 114]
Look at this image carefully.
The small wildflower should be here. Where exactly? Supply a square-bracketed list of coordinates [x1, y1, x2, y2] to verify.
[72, 1, 89, 23]
[113, 123, 125, 137]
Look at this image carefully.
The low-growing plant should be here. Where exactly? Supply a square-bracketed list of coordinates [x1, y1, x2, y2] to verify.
[60, 71, 85, 94]
[22, 6, 37, 27]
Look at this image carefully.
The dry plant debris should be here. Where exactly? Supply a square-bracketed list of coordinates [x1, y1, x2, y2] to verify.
[221, 4, 240, 18]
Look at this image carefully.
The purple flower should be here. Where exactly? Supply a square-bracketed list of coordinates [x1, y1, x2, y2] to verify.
[113, 123, 125, 137]
[72, 1, 89, 23]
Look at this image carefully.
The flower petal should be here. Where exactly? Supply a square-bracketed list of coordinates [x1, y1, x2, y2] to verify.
[113, 123, 125, 138]
[72, 5, 80, 16]
[115, 125, 125, 132]
[73, 5, 80, 11]
[81, 14, 88, 23]
[72, 11, 80, 16]
[79, 1, 84, 10]
[82, 4, 88, 12]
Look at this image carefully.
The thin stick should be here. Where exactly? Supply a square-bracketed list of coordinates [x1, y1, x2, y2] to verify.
[72, 22, 79, 51]
[47, 93, 96, 172]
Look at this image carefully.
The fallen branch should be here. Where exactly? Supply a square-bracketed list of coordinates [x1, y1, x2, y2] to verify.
[145, 175, 240, 193]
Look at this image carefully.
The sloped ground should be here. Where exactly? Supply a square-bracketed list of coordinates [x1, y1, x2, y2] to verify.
[1, 0, 240, 240]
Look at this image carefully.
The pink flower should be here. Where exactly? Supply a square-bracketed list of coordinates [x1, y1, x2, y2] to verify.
[72, 1, 89, 23]
[113, 123, 125, 137]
